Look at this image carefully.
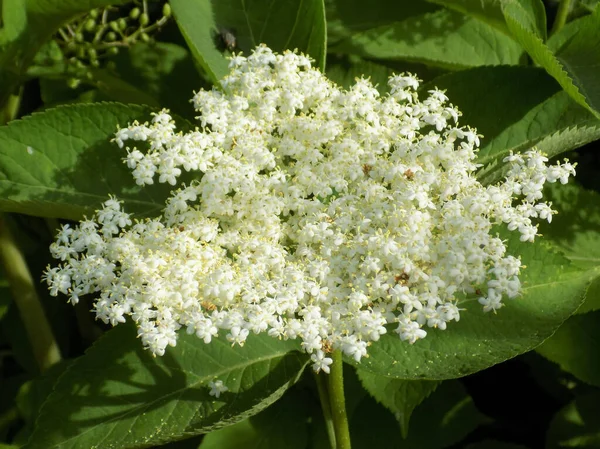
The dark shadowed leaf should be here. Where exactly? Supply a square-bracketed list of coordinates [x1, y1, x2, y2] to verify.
[356, 369, 439, 438]
[547, 391, 600, 449]
[199, 389, 309, 449]
[537, 311, 600, 387]
[350, 380, 486, 449]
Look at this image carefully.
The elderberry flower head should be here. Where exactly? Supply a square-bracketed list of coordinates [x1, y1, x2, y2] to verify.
[43, 45, 576, 372]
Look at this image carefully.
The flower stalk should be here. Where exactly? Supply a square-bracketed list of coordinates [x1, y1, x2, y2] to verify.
[551, 0, 572, 36]
[315, 370, 337, 448]
[0, 216, 61, 372]
[327, 351, 351, 449]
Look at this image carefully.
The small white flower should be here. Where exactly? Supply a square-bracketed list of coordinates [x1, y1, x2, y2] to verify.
[208, 379, 228, 398]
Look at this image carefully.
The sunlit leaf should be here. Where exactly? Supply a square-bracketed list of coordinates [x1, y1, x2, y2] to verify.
[25, 325, 309, 449]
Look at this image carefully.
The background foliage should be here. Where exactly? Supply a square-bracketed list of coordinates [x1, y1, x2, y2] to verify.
[0, 0, 599, 448]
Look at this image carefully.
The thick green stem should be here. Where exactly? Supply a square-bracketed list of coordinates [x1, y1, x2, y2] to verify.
[0, 216, 61, 372]
[0, 91, 21, 125]
[551, 0, 572, 36]
[315, 371, 337, 449]
[327, 350, 352, 449]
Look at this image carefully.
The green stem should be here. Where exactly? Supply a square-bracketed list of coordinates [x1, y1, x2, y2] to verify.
[314, 371, 337, 449]
[551, 0, 572, 36]
[0, 91, 21, 124]
[327, 350, 352, 449]
[0, 216, 61, 373]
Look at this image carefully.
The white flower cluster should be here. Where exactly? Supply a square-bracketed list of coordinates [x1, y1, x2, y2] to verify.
[43, 45, 576, 373]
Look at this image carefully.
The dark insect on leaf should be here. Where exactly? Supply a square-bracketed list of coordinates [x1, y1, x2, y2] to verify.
[215, 27, 237, 52]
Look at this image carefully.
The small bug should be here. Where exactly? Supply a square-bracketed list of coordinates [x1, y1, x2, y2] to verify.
[216, 27, 237, 52]
[395, 272, 410, 284]
[201, 300, 217, 311]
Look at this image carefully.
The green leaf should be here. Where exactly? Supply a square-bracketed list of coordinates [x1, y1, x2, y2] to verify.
[579, 0, 600, 11]
[325, 0, 439, 45]
[356, 369, 439, 438]
[13, 360, 73, 443]
[502, 0, 547, 40]
[0, 103, 189, 220]
[0, 0, 128, 109]
[546, 11, 592, 54]
[37, 43, 205, 117]
[170, 0, 327, 85]
[347, 231, 593, 380]
[537, 182, 600, 314]
[25, 324, 309, 449]
[424, 0, 507, 33]
[330, 8, 523, 69]
[537, 311, 600, 387]
[350, 380, 486, 449]
[326, 56, 396, 93]
[502, 0, 600, 117]
[88, 69, 162, 107]
[104, 42, 205, 119]
[199, 388, 309, 449]
[421, 67, 600, 186]
[547, 391, 600, 449]
[476, 92, 600, 185]
[424, 66, 560, 140]
[480, 91, 599, 158]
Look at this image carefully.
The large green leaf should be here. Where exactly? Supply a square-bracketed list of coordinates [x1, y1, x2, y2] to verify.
[326, 56, 396, 93]
[424, 66, 560, 140]
[356, 369, 439, 438]
[325, 0, 439, 45]
[537, 182, 600, 314]
[425, 0, 507, 33]
[421, 67, 600, 186]
[199, 389, 309, 449]
[0, 0, 128, 109]
[350, 380, 486, 449]
[502, 0, 600, 117]
[476, 91, 600, 185]
[0, 103, 188, 220]
[170, 0, 327, 85]
[330, 8, 523, 69]
[347, 231, 593, 380]
[25, 324, 309, 449]
[537, 311, 600, 388]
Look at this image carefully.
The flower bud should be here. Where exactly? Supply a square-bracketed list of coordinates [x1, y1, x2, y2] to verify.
[84, 18, 96, 32]
[129, 7, 141, 20]
[139, 13, 150, 26]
